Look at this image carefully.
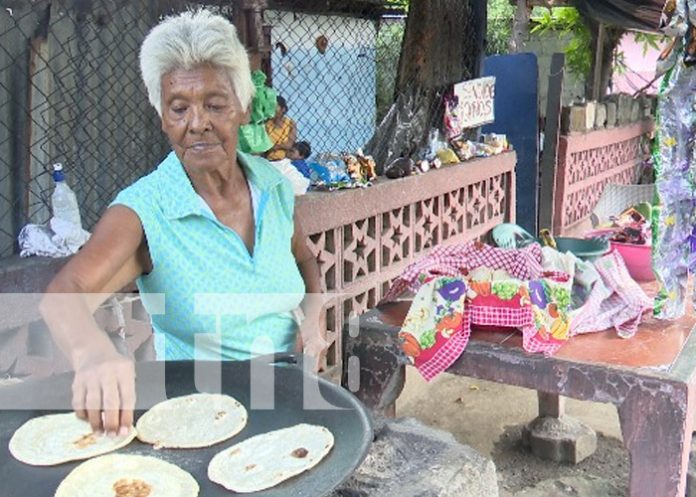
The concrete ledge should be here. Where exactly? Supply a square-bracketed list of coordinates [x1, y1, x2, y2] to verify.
[0, 255, 69, 293]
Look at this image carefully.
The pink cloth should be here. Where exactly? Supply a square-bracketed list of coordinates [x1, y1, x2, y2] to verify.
[571, 250, 653, 338]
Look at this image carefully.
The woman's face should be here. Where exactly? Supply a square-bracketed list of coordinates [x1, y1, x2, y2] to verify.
[160, 65, 246, 172]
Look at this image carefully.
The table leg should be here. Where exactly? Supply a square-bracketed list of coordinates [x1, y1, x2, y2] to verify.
[342, 323, 406, 417]
[618, 382, 695, 497]
[537, 392, 564, 418]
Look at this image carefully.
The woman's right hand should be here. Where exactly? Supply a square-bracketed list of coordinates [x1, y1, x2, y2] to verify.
[39, 205, 148, 435]
[72, 350, 136, 436]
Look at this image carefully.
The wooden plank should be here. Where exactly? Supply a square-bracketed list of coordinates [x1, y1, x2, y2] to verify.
[538, 53, 565, 232]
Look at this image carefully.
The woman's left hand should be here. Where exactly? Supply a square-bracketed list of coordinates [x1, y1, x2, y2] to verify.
[295, 306, 329, 373]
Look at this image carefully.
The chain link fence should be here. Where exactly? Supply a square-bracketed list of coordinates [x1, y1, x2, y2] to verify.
[266, 7, 405, 156]
[0, 0, 482, 259]
[0, 1, 172, 259]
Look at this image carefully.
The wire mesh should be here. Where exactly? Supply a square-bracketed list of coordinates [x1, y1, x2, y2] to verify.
[0, 0, 172, 259]
[265, 8, 406, 156]
[0, 0, 480, 259]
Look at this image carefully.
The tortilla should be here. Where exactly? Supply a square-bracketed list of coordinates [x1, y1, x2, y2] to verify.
[208, 423, 334, 493]
[9, 413, 137, 466]
[54, 454, 199, 497]
[136, 393, 247, 449]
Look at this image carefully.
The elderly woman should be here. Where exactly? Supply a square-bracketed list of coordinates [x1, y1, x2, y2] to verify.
[265, 96, 297, 161]
[40, 10, 326, 436]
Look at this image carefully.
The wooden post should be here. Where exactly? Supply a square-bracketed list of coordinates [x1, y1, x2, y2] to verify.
[538, 53, 565, 231]
[241, 0, 269, 72]
[592, 23, 605, 101]
[28, 35, 52, 225]
[538, 392, 565, 418]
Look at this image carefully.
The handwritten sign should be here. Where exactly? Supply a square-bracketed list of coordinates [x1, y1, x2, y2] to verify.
[452, 76, 496, 129]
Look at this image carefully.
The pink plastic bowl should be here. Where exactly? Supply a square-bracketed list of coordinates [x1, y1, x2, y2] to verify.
[610, 241, 655, 282]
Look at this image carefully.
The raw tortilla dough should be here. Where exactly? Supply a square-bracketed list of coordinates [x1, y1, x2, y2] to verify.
[54, 453, 199, 497]
[136, 393, 247, 449]
[208, 423, 334, 493]
[9, 413, 136, 466]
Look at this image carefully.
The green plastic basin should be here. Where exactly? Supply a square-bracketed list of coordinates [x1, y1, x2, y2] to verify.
[554, 237, 610, 261]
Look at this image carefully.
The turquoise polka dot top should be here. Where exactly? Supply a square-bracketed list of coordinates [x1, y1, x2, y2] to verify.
[111, 150, 305, 360]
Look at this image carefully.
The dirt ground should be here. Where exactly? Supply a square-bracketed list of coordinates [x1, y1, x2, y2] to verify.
[396, 367, 630, 496]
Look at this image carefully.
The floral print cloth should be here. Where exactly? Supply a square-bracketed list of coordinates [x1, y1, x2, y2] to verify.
[387, 242, 651, 381]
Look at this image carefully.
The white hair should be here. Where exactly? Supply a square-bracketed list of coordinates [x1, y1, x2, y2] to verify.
[139, 9, 254, 116]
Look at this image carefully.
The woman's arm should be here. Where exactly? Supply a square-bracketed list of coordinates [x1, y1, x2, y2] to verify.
[39, 205, 149, 435]
[291, 214, 327, 370]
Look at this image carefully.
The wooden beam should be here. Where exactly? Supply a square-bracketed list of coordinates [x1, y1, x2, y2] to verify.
[538, 53, 565, 232]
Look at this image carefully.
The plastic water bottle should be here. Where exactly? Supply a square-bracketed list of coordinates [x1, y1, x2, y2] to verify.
[51, 163, 82, 228]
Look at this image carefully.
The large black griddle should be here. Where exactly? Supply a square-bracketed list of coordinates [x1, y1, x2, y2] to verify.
[0, 356, 372, 497]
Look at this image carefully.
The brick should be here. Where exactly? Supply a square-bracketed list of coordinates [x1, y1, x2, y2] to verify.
[594, 102, 607, 129]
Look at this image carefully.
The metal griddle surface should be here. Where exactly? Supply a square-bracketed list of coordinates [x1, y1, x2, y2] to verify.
[0, 359, 372, 497]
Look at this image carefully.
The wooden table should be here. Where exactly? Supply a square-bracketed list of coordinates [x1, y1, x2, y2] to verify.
[343, 291, 696, 497]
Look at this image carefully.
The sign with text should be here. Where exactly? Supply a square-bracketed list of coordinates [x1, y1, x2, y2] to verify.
[452, 76, 496, 129]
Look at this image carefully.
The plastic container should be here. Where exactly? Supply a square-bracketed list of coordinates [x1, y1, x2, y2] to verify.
[51, 163, 82, 228]
[584, 229, 655, 282]
[609, 241, 655, 282]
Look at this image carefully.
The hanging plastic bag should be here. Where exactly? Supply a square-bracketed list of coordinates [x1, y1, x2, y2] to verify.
[238, 124, 273, 154]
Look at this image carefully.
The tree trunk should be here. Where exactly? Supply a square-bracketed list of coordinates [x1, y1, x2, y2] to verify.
[365, 0, 482, 171]
[510, 0, 530, 52]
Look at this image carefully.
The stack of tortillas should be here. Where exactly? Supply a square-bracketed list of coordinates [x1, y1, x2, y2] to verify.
[9, 413, 137, 466]
[208, 423, 335, 493]
[136, 393, 248, 449]
[54, 454, 199, 497]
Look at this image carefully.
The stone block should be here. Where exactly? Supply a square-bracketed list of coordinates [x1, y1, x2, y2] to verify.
[630, 99, 641, 122]
[332, 417, 499, 497]
[594, 102, 607, 129]
[521, 415, 597, 464]
[605, 101, 618, 128]
[617, 94, 633, 125]
[640, 95, 654, 118]
[584, 101, 597, 131]
[568, 106, 588, 133]
[560, 106, 571, 134]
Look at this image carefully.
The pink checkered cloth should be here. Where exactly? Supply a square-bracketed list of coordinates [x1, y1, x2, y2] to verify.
[387, 243, 652, 381]
[570, 250, 652, 338]
[382, 242, 544, 302]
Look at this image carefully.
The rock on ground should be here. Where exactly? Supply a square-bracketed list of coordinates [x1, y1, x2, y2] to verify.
[332, 417, 499, 497]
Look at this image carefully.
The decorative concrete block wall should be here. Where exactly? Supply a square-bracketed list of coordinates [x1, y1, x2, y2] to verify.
[552, 120, 653, 235]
